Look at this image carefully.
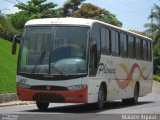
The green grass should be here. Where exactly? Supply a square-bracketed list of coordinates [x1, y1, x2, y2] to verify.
[153, 75, 160, 83]
[0, 38, 18, 93]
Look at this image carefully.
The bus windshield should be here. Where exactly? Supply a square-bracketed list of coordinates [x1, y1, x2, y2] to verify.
[18, 26, 89, 75]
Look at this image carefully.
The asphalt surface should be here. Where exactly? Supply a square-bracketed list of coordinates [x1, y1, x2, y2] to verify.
[0, 81, 160, 120]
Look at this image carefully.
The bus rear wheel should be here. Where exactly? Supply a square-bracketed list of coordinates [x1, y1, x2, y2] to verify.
[122, 84, 139, 105]
[97, 84, 105, 110]
[36, 101, 49, 111]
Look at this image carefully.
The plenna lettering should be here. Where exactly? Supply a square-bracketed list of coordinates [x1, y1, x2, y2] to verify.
[98, 63, 116, 74]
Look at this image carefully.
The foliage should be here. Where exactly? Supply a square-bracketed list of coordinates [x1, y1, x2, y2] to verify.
[153, 43, 160, 74]
[15, 0, 57, 17]
[71, 3, 122, 27]
[10, 11, 31, 31]
[0, 15, 18, 41]
[98, 10, 122, 27]
[62, 0, 122, 27]
[129, 29, 151, 38]
[0, 38, 18, 93]
[144, 4, 160, 45]
[153, 75, 160, 82]
[11, 0, 57, 31]
[1, 0, 122, 39]
[63, 0, 85, 17]
[144, 4, 160, 74]
[10, 0, 122, 31]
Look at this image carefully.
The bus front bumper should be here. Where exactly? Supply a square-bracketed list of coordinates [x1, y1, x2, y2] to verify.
[17, 87, 88, 103]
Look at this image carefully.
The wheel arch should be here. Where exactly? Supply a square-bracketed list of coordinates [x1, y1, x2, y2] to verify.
[100, 81, 107, 101]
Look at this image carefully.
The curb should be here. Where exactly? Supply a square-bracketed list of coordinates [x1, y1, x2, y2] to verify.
[0, 93, 18, 103]
[154, 80, 160, 85]
[0, 101, 35, 107]
[0, 93, 35, 107]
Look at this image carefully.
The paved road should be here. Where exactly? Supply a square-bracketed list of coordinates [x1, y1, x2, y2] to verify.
[0, 81, 160, 120]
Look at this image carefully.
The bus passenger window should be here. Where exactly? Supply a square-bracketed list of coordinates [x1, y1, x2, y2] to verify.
[115, 32, 120, 56]
[106, 29, 111, 55]
[128, 36, 135, 58]
[143, 39, 148, 60]
[101, 27, 106, 54]
[120, 33, 128, 57]
[111, 30, 119, 56]
[111, 30, 116, 56]
[135, 38, 141, 59]
[148, 41, 152, 61]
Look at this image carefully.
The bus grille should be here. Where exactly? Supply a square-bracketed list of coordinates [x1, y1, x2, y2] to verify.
[32, 93, 65, 102]
[30, 86, 68, 91]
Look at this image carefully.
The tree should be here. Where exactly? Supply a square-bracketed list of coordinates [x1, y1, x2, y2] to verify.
[154, 43, 160, 74]
[129, 29, 151, 38]
[11, 0, 58, 31]
[0, 15, 18, 41]
[144, 4, 160, 45]
[144, 4, 160, 74]
[63, 0, 85, 17]
[15, 0, 57, 18]
[11, 11, 31, 31]
[71, 3, 122, 27]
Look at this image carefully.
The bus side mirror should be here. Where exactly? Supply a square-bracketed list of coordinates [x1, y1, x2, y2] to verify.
[12, 34, 21, 55]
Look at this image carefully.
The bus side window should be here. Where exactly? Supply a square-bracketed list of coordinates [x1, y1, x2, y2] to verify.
[89, 24, 101, 76]
[111, 30, 116, 56]
[106, 29, 111, 55]
[135, 38, 141, 60]
[100, 27, 110, 55]
[101, 27, 106, 54]
[148, 41, 152, 61]
[115, 32, 120, 56]
[128, 35, 135, 58]
[143, 39, 148, 61]
[120, 33, 128, 58]
[111, 30, 120, 56]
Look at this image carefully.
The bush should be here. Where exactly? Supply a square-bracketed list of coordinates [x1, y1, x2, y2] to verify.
[0, 15, 19, 41]
[153, 75, 160, 83]
[10, 11, 31, 31]
[153, 41, 160, 74]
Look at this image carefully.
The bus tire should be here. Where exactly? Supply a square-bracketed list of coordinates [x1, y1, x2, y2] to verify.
[122, 83, 139, 105]
[130, 83, 139, 104]
[36, 101, 49, 111]
[97, 84, 105, 110]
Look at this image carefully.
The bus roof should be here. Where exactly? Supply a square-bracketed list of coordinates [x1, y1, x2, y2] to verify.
[25, 17, 94, 26]
[25, 17, 152, 41]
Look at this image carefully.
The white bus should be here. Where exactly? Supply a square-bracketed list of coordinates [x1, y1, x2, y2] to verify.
[12, 18, 153, 110]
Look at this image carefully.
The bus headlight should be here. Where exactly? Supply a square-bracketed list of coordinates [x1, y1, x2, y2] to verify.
[17, 82, 31, 88]
[67, 84, 87, 90]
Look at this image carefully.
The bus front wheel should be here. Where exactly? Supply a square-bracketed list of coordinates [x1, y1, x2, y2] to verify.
[97, 84, 105, 110]
[36, 101, 49, 111]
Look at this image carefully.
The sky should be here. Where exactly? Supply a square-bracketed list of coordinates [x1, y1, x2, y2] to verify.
[0, 0, 159, 31]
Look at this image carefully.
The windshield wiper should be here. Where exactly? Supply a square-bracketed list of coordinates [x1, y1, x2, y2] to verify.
[31, 42, 47, 74]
